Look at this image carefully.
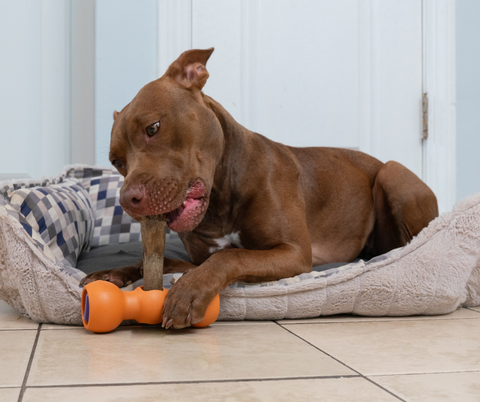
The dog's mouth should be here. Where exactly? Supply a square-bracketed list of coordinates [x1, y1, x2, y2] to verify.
[121, 178, 209, 232]
[164, 180, 208, 232]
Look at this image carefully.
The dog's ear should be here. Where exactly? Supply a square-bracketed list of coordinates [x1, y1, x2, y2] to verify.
[165, 48, 214, 91]
[113, 110, 119, 120]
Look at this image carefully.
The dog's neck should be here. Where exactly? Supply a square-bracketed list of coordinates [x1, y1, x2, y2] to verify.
[203, 95, 253, 214]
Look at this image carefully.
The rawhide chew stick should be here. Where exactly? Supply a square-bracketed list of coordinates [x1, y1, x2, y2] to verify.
[140, 215, 167, 291]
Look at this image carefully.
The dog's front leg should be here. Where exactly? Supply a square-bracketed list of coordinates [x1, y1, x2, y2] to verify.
[162, 245, 311, 329]
[80, 258, 197, 287]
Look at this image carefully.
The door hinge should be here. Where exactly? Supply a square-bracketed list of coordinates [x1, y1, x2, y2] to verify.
[422, 93, 428, 140]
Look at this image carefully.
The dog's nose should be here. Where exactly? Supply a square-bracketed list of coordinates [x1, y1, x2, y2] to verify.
[120, 186, 145, 212]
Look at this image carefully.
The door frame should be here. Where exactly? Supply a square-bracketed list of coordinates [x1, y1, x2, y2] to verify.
[71, 0, 95, 166]
[422, 0, 456, 214]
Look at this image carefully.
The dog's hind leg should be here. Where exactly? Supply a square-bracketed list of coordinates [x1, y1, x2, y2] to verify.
[362, 161, 439, 259]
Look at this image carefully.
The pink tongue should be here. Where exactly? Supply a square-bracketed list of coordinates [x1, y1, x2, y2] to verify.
[187, 180, 206, 199]
[168, 198, 203, 232]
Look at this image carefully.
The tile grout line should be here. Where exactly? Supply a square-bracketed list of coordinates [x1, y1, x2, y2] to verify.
[275, 317, 480, 325]
[17, 323, 42, 402]
[274, 322, 407, 402]
[18, 369, 480, 390]
[0, 329, 39, 332]
[22, 375, 361, 389]
[370, 369, 480, 377]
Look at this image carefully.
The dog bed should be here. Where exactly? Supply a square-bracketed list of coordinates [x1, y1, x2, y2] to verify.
[1, 165, 479, 325]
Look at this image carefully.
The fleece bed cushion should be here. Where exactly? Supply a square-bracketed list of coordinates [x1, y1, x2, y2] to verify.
[0, 165, 480, 325]
[76, 236, 346, 276]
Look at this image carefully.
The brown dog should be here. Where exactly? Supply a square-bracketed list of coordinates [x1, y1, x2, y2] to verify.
[81, 48, 439, 329]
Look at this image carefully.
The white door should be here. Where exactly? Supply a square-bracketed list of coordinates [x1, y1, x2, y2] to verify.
[163, 0, 424, 178]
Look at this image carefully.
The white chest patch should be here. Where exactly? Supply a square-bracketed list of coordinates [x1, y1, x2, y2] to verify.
[209, 232, 243, 254]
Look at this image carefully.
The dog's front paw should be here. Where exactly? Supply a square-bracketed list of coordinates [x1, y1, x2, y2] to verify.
[162, 269, 221, 329]
[80, 264, 143, 288]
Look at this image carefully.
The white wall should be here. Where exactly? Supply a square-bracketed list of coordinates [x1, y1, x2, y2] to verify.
[0, 0, 71, 179]
[456, 0, 480, 201]
[95, 0, 158, 167]
[0, 0, 95, 179]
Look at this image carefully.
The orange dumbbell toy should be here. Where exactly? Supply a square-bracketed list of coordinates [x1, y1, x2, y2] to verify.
[81, 215, 220, 333]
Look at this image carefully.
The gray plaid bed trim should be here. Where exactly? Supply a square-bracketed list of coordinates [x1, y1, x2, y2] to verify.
[65, 167, 142, 247]
[3, 179, 94, 267]
[1, 176, 67, 202]
[86, 174, 141, 247]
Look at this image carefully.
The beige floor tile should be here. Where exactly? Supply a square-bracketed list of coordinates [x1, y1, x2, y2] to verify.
[371, 372, 480, 402]
[469, 306, 480, 313]
[28, 323, 353, 386]
[41, 323, 86, 330]
[278, 307, 480, 324]
[0, 301, 38, 330]
[284, 319, 480, 375]
[0, 331, 37, 387]
[23, 377, 399, 402]
[0, 388, 20, 402]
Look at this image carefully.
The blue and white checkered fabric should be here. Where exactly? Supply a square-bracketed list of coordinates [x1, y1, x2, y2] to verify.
[66, 167, 142, 247]
[6, 179, 94, 267]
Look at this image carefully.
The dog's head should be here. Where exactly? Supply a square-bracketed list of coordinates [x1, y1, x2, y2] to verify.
[109, 48, 223, 232]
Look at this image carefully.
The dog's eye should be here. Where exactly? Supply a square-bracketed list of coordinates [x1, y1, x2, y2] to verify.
[146, 122, 160, 137]
[112, 160, 123, 170]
